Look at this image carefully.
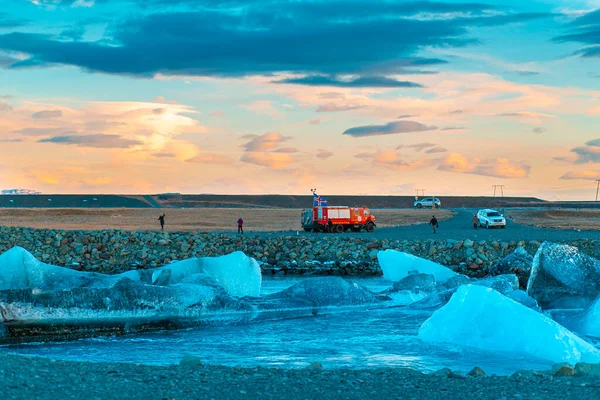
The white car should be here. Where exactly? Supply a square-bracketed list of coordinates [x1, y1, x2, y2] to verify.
[413, 197, 441, 209]
[477, 209, 506, 229]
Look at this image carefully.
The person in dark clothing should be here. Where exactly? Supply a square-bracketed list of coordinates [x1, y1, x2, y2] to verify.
[237, 217, 244, 234]
[327, 218, 333, 232]
[472, 213, 479, 229]
[429, 215, 438, 234]
[158, 213, 165, 230]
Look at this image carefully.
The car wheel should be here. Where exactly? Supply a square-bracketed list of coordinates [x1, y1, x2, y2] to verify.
[416, 204, 422, 209]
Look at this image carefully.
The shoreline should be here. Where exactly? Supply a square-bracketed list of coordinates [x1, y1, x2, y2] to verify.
[2, 353, 600, 400]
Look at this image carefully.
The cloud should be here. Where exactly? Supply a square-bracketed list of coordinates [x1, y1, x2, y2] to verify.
[0, 13, 29, 28]
[273, 147, 299, 153]
[496, 112, 556, 119]
[425, 146, 447, 154]
[0, 4, 556, 78]
[309, 118, 320, 125]
[32, 109, 63, 119]
[0, 138, 22, 143]
[397, 114, 417, 119]
[38, 134, 143, 148]
[186, 153, 234, 164]
[316, 149, 333, 160]
[532, 127, 546, 134]
[317, 103, 363, 113]
[586, 138, 600, 147]
[242, 132, 289, 152]
[319, 92, 345, 99]
[275, 75, 423, 88]
[209, 110, 225, 116]
[571, 145, 600, 164]
[13, 127, 67, 136]
[241, 152, 293, 169]
[561, 170, 600, 180]
[554, 10, 600, 58]
[152, 152, 175, 158]
[343, 120, 437, 137]
[441, 126, 466, 131]
[408, 143, 435, 152]
[438, 153, 530, 178]
[239, 100, 281, 118]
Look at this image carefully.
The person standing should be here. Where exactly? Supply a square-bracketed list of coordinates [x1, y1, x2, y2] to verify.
[472, 213, 479, 229]
[158, 213, 165, 230]
[429, 215, 438, 234]
[237, 217, 244, 234]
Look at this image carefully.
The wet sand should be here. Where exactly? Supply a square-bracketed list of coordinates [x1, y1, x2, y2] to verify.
[1, 353, 599, 400]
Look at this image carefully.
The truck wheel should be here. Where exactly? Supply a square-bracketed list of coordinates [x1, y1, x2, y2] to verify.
[303, 227, 312, 232]
[335, 224, 344, 234]
[365, 222, 375, 233]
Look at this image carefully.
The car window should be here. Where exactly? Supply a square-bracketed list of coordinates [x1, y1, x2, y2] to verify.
[487, 212, 501, 217]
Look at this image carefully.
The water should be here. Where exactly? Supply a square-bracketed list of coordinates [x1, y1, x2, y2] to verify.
[0, 278, 556, 375]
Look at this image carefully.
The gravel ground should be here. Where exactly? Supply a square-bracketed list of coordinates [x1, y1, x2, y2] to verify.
[0, 208, 454, 232]
[1, 354, 600, 400]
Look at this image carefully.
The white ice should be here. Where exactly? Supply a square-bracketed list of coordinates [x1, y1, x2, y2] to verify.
[419, 284, 600, 365]
[378, 250, 457, 283]
[0, 246, 261, 298]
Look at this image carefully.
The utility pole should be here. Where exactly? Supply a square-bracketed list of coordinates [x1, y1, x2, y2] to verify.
[596, 180, 600, 202]
[492, 185, 505, 197]
[415, 189, 425, 200]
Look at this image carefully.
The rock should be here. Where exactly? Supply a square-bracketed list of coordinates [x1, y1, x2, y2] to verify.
[306, 362, 323, 371]
[490, 247, 533, 289]
[463, 239, 474, 248]
[574, 362, 600, 377]
[527, 242, 600, 309]
[552, 363, 575, 376]
[179, 355, 203, 367]
[467, 366, 486, 377]
[431, 368, 451, 377]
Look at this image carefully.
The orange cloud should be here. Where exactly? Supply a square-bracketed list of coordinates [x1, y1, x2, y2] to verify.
[439, 153, 530, 178]
[241, 152, 294, 169]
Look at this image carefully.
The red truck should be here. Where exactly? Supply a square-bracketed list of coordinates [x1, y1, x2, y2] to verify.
[301, 205, 376, 233]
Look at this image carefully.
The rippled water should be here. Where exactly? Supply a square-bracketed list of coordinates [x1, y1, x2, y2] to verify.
[1, 278, 558, 375]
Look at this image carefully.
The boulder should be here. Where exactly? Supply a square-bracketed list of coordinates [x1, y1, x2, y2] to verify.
[490, 247, 533, 289]
[527, 242, 600, 309]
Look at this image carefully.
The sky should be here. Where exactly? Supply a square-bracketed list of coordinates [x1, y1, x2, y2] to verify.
[1, 1, 600, 199]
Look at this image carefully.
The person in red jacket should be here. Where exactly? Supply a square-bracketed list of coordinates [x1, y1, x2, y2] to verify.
[237, 217, 244, 234]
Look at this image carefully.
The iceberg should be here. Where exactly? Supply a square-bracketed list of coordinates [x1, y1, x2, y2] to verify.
[0, 247, 261, 298]
[527, 242, 600, 309]
[489, 247, 533, 289]
[551, 297, 600, 339]
[473, 274, 519, 295]
[382, 273, 437, 306]
[378, 250, 457, 283]
[419, 285, 600, 365]
[264, 277, 385, 308]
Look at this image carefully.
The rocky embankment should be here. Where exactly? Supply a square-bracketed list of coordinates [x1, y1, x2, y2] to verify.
[0, 226, 598, 279]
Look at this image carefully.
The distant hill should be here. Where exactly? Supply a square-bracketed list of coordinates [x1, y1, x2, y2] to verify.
[1, 193, 599, 209]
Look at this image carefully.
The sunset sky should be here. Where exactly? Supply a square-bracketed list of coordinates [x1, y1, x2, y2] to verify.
[1, 1, 600, 199]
